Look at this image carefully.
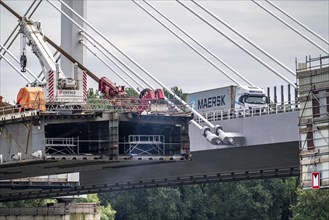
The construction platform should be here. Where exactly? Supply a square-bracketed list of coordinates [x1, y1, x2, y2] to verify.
[0, 99, 192, 181]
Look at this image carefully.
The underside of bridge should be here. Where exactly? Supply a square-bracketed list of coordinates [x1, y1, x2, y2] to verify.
[0, 141, 299, 201]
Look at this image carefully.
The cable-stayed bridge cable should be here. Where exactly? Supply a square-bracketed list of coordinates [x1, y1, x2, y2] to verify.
[132, 0, 241, 86]
[0, 0, 42, 60]
[0, 43, 42, 83]
[140, 0, 253, 86]
[55, 0, 181, 114]
[80, 40, 137, 89]
[79, 33, 144, 89]
[53, 0, 220, 129]
[265, 0, 329, 45]
[192, 0, 296, 77]
[0, 52, 31, 83]
[177, 0, 296, 88]
[252, 0, 328, 54]
[51, 0, 153, 90]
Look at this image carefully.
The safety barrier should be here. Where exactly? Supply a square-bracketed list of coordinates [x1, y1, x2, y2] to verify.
[0, 103, 39, 122]
[45, 138, 79, 155]
[0, 97, 190, 117]
[194, 100, 300, 122]
[124, 135, 165, 155]
[296, 55, 329, 73]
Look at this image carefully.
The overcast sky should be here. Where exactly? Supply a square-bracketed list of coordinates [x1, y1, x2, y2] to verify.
[0, 0, 328, 103]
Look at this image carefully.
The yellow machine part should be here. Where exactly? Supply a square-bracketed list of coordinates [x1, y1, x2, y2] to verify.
[17, 87, 46, 112]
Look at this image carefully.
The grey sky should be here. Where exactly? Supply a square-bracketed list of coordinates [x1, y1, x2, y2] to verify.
[0, 0, 328, 103]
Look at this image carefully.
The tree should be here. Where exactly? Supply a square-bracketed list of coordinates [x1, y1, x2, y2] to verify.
[99, 178, 299, 220]
[146, 188, 182, 220]
[164, 86, 187, 101]
[75, 194, 116, 220]
[100, 190, 149, 219]
[125, 87, 139, 98]
[87, 88, 100, 99]
[0, 198, 57, 208]
[290, 188, 329, 220]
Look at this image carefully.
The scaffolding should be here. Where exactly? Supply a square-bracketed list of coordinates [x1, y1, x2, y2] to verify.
[45, 138, 79, 155]
[297, 55, 329, 189]
[125, 135, 165, 155]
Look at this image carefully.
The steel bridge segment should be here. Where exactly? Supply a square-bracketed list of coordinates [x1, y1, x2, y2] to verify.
[190, 110, 300, 149]
[0, 107, 192, 180]
[0, 109, 299, 179]
[78, 141, 299, 186]
[0, 141, 299, 201]
[0, 159, 182, 181]
[0, 111, 300, 201]
[0, 168, 299, 202]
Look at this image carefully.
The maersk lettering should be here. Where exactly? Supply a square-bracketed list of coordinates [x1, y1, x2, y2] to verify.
[197, 95, 225, 109]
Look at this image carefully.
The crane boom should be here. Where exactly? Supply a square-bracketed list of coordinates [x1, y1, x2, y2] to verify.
[43, 35, 99, 82]
[20, 18, 65, 80]
[1, 0, 166, 103]
[18, 17, 85, 102]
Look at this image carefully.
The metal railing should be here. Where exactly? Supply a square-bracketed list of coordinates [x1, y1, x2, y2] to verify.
[296, 55, 329, 73]
[74, 98, 188, 115]
[1, 97, 190, 116]
[0, 103, 38, 115]
[193, 100, 299, 122]
[0, 103, 39, 122]
[45, 137, 79, 155]
[125, 135, 165, 155]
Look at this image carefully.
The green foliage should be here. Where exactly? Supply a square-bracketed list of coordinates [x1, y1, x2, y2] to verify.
[87, 88, 100, 99]
[99, 205, 116, 220]
[125, 87, 139, 98]
[201, 180, 273, 220]
[73, 194, 116, 220]
[3, 178, 329, 219]
[73, 194, 100, 203]
[290, 188, 329, 220]
[164, 86, 187, 101]
[99, 178, 300, 220]
[0, 199, 57, 208]
[99, 190, 149, 220]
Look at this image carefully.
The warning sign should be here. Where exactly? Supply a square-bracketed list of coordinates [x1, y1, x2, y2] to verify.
[312, 172, 320, 189]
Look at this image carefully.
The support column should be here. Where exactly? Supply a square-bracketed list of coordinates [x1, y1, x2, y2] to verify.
[109, 112, 119, 159]
[61, 0, 86, 77]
